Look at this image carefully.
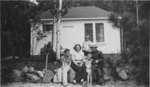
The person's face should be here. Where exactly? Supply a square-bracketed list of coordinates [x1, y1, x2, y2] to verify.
[75, 45, 81, 52]
[85, 36, 90, 41]
[66, 51, 70, 55]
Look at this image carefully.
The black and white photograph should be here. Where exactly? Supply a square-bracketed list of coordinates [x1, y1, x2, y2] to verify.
[1, 0, 149, 87]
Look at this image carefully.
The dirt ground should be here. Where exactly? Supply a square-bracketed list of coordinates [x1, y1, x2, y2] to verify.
[1, 81, 147, 87]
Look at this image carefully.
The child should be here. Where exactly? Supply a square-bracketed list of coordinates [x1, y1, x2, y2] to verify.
[53, 49, 72, 86]
[84, 52, 93, 85]
[62, 49, 72, 86]
[53, 60, 63, 83]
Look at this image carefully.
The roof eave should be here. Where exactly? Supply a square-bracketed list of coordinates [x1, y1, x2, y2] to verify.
[40, 17, 109, 21]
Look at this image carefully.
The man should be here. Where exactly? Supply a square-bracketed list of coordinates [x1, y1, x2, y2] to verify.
[90, 45, 105, 85]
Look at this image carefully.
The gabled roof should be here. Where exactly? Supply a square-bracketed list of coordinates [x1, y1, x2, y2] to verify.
[37, 6, 111, 19]
[63, 6, 111, 18]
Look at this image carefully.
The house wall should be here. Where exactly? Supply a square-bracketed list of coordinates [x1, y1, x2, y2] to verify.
[30, 19, 121, 55]
[60, 20, 121, 54]
[60, 21, 84, 52]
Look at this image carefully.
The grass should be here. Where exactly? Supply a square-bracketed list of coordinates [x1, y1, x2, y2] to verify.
[1, 81, 148, 87]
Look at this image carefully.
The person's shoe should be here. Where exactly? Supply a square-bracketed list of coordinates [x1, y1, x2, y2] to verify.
[73, 80, 76, 84]
[81, 79, 84, 83]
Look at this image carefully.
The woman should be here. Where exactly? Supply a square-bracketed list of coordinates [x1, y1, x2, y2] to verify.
[71, 44, 87, 83]
[82, 35, 93, 55]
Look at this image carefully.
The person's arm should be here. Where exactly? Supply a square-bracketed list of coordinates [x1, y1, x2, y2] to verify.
[68, 55, 72, 65]
[82, 56, 87, 62]
[70, 50, 75, 61]
[60, 55, 64, 63]
[81, 52, 85, 60]
[71, 54, 76, 61]
[98, 51, 104, 61]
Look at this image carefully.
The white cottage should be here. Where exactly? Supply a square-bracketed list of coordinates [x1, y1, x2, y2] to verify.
[30, 6, 121, 57]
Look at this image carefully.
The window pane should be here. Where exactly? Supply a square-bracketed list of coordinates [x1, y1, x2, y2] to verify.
[85, 23, 93, 42]
[95, 23, 104, 42]
[43, 24, 53, 32]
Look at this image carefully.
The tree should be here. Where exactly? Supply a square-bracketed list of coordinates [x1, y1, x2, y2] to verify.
[1, 1, 149, 84]
[108, 1, 149, 85]
[1, 0, 72, 58]
[1, 1, 35, 57]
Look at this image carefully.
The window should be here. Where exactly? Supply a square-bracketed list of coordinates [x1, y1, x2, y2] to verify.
[95, 23, 104, 42]
[84, 23, 104, 42]
[43, 24, 53, 32]
[85, 23, 93, 42]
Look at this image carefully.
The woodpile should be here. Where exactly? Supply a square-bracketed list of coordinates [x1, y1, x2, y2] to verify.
[12, 65, 55, 83]
[10, 57, 131, 84]
[103, 58, 130, 82]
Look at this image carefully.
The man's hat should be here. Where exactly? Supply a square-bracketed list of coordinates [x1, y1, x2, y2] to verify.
[89, 44, 98, 48]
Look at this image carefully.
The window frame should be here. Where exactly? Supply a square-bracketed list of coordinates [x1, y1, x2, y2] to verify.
[84, 23, 94, 42]
[95, 23, 104, 42]
[42, 24, 53, 33]
[84, 22, 105, 44]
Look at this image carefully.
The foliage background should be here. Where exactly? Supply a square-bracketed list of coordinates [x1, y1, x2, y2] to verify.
[1, 0, 149, 85]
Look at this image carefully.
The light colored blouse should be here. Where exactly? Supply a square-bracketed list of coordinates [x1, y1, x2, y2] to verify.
[71, 50, 84, 61]
[82, 40, 93, 52]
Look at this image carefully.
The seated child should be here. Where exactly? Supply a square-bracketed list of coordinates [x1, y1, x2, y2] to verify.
[53, 49, 72, 86]
[62, 49, 72, 86]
